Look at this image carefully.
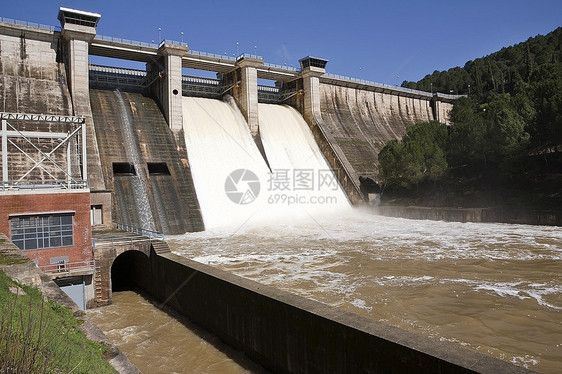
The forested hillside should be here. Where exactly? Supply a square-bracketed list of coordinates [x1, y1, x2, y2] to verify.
[378, 28, 562, 209]
[402, 27, 562, 96]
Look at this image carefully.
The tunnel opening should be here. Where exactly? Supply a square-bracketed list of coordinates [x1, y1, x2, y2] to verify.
[111, 250, 151, 292]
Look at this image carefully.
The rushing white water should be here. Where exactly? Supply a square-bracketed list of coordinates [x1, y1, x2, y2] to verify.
[182, 97, 349, 230]
[258, 103, 350, 216]
[182, 96, 269, 229]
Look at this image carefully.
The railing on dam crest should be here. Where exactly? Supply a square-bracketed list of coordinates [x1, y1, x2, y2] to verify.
[92, 223, 164, 249]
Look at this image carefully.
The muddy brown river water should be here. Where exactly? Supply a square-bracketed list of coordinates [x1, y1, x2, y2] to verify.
[89, 211, 561, 373]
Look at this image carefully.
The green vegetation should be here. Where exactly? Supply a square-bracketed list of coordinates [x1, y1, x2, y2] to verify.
[0, 258, 29, 265]
[0, 270, 117, 373]
[379, 28, 562, 208]
[402, 28, 562, 97]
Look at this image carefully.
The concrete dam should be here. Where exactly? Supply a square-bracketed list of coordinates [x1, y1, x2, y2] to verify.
[0, 11, 456, 235]
[3, 9, 540, 374]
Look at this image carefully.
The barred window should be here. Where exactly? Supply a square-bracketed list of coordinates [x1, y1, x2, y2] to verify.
[10, 214, 74, 251]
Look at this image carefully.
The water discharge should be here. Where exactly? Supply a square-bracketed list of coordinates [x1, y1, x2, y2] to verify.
[182, 96, 270, 229]
[113, 90, 155, 231]
[168, 211, 562, 373]
[258, 103, 350, 216]
[182, 97, 350, 230]
[94, 96, 560, 372]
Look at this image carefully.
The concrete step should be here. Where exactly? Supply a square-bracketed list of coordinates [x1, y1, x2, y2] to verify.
[151, 240, 171, 254]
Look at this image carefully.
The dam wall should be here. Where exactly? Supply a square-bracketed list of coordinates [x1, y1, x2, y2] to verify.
[116, 244, 532, 374]
[0, 23, 71, 115]
[89, 89, 204, 234]
[318, 82, 444, 181]
[0, 23, 74, 181]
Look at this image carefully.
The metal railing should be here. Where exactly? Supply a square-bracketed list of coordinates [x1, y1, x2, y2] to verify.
[39, 259, 95, 274]
[94, 34, 158, 48]
[182, 75, 222, 98]
[258, 85, 280, 93]
[115, 223, 164, 240]
[257, 85, 300, 103]
[1, 180, 88, 191]
[89, 64, 149, 91]
[160, 39, 188, 48]
[92, 235, 161, 249]
[263, 62, 299, 72]
[323, 73, 424, 93]
[182, 75, 220, 86]
[92, 223, 163, 249]
[187, 49, 236, 61]
[89, 64, 147, 76]
[236, 53, 263, 61]
[0, 16, 60, 32]
[323, 73, 465, 99]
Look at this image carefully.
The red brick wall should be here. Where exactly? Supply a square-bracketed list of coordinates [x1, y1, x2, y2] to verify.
[0, 191, 92, 268]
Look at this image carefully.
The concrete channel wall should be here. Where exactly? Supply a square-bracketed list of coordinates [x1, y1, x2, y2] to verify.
[132, 246, 534, 374]
[375, 206, 562, 226]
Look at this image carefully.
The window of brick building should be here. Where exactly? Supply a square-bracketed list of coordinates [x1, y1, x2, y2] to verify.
[9, 213, 74, 251]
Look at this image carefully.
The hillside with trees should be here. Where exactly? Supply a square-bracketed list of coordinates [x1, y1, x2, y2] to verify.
[378, 27, 562, 209]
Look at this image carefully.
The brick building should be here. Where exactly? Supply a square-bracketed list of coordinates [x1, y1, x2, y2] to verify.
[1, 112, 94, 309]
[0, 190, 93, 272]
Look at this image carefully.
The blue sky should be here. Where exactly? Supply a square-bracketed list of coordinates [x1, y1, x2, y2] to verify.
[2, 1, 561, 86]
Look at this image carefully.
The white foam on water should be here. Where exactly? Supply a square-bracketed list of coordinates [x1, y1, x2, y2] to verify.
[169, 212, 562, 372]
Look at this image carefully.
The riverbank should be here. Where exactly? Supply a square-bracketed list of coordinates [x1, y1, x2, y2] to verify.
[0, 233, 140, 374]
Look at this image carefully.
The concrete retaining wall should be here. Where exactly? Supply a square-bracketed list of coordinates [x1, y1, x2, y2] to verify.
[375, 206, 562, 226]
[133, 248, 533, 374]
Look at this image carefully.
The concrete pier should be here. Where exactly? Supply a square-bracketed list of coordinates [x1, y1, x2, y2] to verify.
[233, 55, 263, 136]
[155, 43, 188, 132]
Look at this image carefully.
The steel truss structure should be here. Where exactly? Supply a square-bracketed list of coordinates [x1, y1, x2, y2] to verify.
[1, 112, 88, 190]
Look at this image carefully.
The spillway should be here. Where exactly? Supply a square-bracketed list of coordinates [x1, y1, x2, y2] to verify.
[257, 103, 350, 214]
[182, 97, 350, 230]
[90, 89, 204, 234]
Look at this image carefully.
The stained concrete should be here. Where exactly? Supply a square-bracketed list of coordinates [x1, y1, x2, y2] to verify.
[318, 83, 452, 181]
[89, 89, 204, 234]
[375, 205, 562, 226]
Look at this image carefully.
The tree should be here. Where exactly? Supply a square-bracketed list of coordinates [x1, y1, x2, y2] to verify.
[529, 64, 562, 154]
[378, 121, 448, 188]
[448, 97, 487, 170]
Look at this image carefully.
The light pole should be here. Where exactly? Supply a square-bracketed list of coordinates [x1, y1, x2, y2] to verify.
[181, 31, 184, 44]
[236, 41, 239, 57]
[158, 27, 162, 43]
